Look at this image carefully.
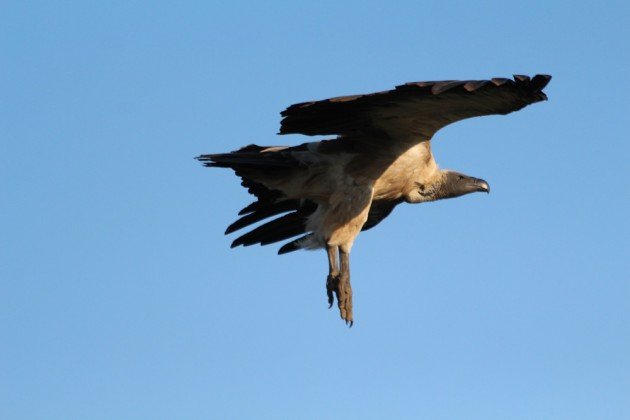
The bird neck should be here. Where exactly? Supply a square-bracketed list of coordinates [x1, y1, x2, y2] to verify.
[404, 171, 448, 204]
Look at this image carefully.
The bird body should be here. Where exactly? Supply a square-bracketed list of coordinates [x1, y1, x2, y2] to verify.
[198, 74, 551, 325]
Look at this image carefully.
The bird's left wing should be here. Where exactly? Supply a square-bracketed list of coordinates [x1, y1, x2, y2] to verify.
[279, 74, 551, 142]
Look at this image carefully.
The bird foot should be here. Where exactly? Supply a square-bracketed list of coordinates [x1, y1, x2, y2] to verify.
[326, 273, 353, 326]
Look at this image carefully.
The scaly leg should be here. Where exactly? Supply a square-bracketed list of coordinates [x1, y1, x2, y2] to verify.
[326, 245, 339, 308]
[337, 246, 353, 326]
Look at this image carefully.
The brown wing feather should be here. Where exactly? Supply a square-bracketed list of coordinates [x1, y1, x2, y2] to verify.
[279, 74, 551, 139]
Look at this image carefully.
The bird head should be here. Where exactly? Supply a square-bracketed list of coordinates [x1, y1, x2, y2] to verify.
[407, 170, 490, 203]
[439, 170, 490, 198]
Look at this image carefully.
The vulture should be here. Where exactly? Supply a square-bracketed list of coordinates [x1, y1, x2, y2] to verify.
[198, 74, 551, 326]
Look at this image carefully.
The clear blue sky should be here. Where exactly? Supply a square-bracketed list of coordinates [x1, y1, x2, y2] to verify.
[2, 1, 628, 419]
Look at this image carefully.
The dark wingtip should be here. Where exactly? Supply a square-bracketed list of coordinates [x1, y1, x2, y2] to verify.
[530, 74, 552, 92]
[513, 74, 531, 84]
[278, 233, 311, 255]
[238, 202, 258, 215]
[277, 244, 293, 255]
[225, 215, 254, 235]
[278, 239, 300, 254]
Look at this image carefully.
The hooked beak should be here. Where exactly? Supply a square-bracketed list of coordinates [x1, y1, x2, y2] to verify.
[474, 178, 490, 194]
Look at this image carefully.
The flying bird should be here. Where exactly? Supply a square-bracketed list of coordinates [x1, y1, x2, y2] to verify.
[198, 74, 551, 326]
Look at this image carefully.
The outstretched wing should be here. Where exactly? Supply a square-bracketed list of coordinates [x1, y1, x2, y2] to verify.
[279, 74, 551, 140]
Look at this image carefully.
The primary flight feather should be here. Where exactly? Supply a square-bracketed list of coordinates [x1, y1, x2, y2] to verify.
[198, 74, 552, 326]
